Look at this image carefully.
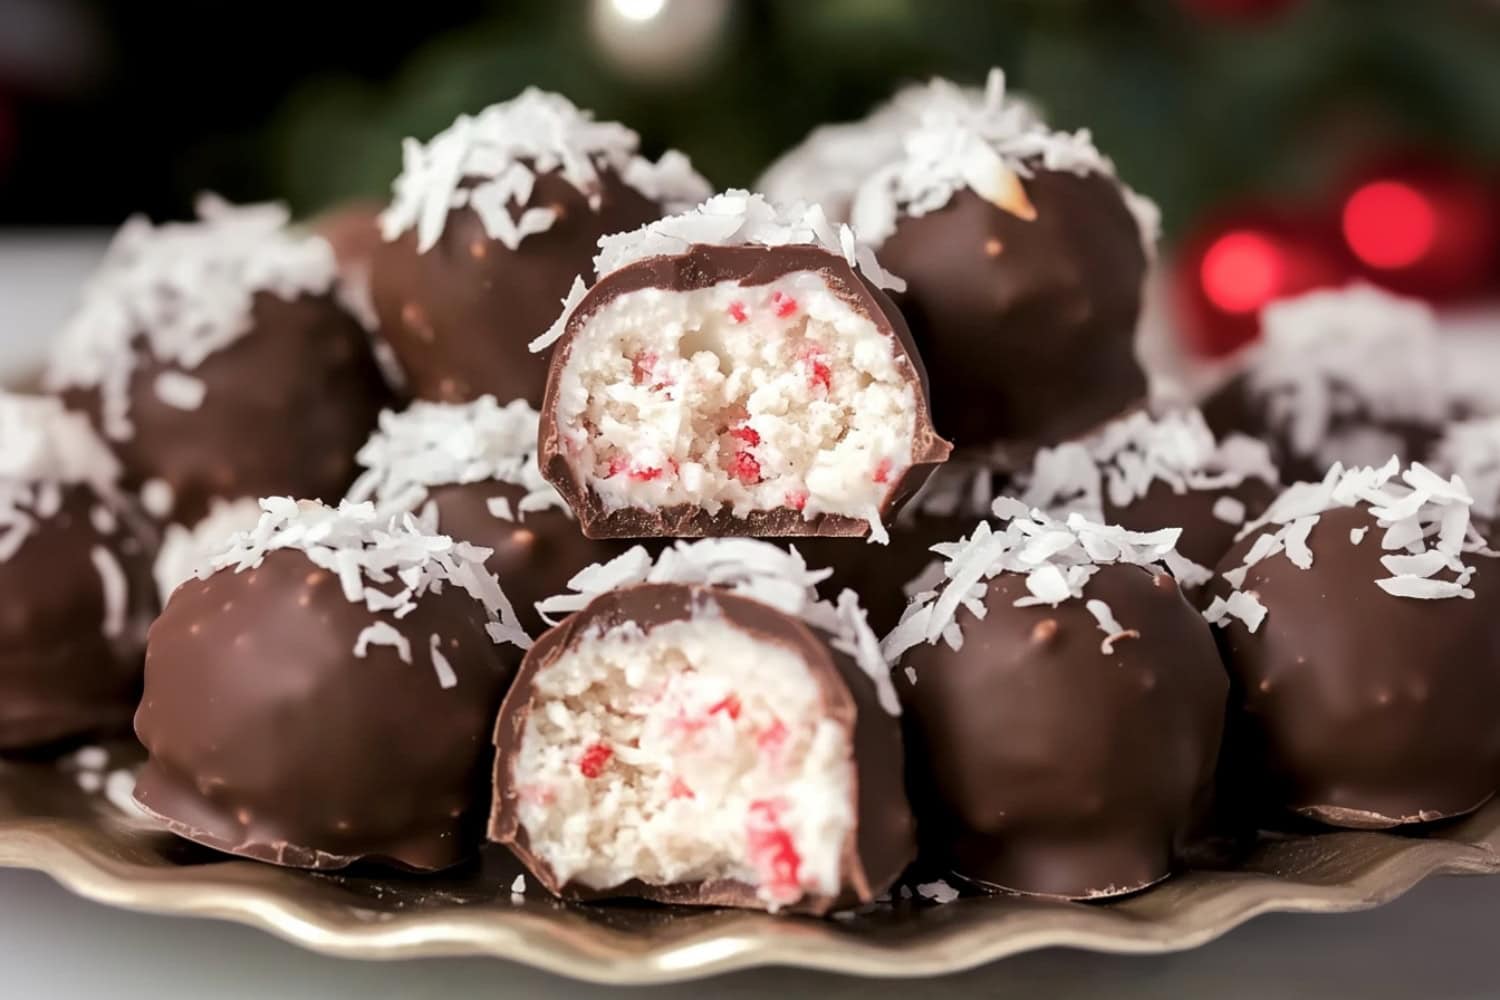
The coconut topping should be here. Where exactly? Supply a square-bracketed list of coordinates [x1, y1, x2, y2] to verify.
[534, 538, 899, 715]
[850, 69, 1159, 250]
[1431, 417, 1500, 522]
[205, 498, 531, 671]
[1246, 284, 1449, 466]
[882, 497, 1180, 666]
[1206, 459, 1491, 635]
[380, 88, 709, 255]
[531, 190, 906, 355]
[346, 397, 565, 520]
[43, 197, 338, 441]
[1016, 410, 1278, 587]
[756, 72, 1036, 222]
[0, 394, 123, 563]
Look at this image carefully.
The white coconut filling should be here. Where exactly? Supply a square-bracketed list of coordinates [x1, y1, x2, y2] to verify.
[554, 273, 917, 536]
[513, 615, 854, 911]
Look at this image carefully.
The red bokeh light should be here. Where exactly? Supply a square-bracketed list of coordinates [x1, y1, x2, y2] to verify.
[1200, 231, 1285, 314]
[1343, 181, 1438, 270]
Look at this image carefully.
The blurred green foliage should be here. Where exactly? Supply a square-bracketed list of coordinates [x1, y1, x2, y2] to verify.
[270, 0, 1500, 240]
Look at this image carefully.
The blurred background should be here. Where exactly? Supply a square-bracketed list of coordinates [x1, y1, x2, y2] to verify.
[0, 0, 1498, 358]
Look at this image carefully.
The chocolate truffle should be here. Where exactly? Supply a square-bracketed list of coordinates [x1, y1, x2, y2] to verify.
[134, 499, 530, 870]
[756, 69, 1032, 225]
[490, 540, 915, 914]
[1018, 409, 1280, 593]
[43, 198, 391, 526]
[347, 395, 621, 635]
[1202, 284, 1452, 485]
[533, 192, 951, 543]
[0, 395, 155, 750]
[371, 88, 711, 407]
[885, 502, 1227, 898]
[1206, 460, 1500, 828]
[851, 77, 1158, 458]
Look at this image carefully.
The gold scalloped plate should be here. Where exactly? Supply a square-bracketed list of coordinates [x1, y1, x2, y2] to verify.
[2, 746, 1498, 984]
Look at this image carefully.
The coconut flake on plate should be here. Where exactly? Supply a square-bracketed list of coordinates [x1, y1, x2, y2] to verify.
[346, 396, 566, 520]
[205, 498, 531, 682]
[882, 497, 1180, 669]
[1243, 284, 1449, 468]
[534, 538, 899, 716]
[42, 197, 337, 442]
[531, 190, 907, 353]
[849, 69, 1158, 251]
[380, 88, 709, 255]
[1208, 459, 1490, 634]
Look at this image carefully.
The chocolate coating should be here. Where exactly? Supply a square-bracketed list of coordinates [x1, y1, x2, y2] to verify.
[896, 565, 1227, 898]
[370, 167, 662, 407]
[1210, 505, 1500, 828]
[63, 292, 390, 527]
[490, 582, 916, 913]
[425, 480, 629, 636]
[0, 486, 155, 751]
[133, 548, 519, 870]
[876, 170, 1149, 458]
[539, 243, 951, 539]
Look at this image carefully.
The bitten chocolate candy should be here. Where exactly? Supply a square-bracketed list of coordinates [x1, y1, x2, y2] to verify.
[489, 542, 915, 914]
[371, 88, 710, 407]
[886, 506, 1227, 898]
[44, 199, 390, 527]
[535, 193, 950, 543]
[1207, 462, 1500, 828]
[133, 499, 528, 870]
[851, 81, 1156, 460]
[0, 397, 155, 750]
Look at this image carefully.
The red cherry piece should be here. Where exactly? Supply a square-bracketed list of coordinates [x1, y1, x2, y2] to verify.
[873, 458, 892, 484]
[785, 490, 808, 511]
[578, 742, 613, 779]
[708, 694, 742, 720]
[746, 798, 802, 897]
[728, 301, 748, 324]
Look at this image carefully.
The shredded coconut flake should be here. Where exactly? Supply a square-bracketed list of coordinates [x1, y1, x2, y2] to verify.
[380, 88, 709, 254]
[140, 478, 175, 519]
[534, 539, 899, 716]
[89, 545, 127, 639]
[882, 500, 1179, 669]
[43, 197, 337, 441]
[428, 633, 458, 689]
[206, 498, 531, 685]
[510, 874, 527, 895]
[152, 370, 206, 411]
[915, 879, 960, 904]
[1209, 460, 1490, 633]
[1245, 285, 1448, 468]
[850, 69, 1157, 252]
[347, 397, 566, 520]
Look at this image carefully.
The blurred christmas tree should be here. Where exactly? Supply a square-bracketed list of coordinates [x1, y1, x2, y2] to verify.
[270, 0, 1500, 244]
